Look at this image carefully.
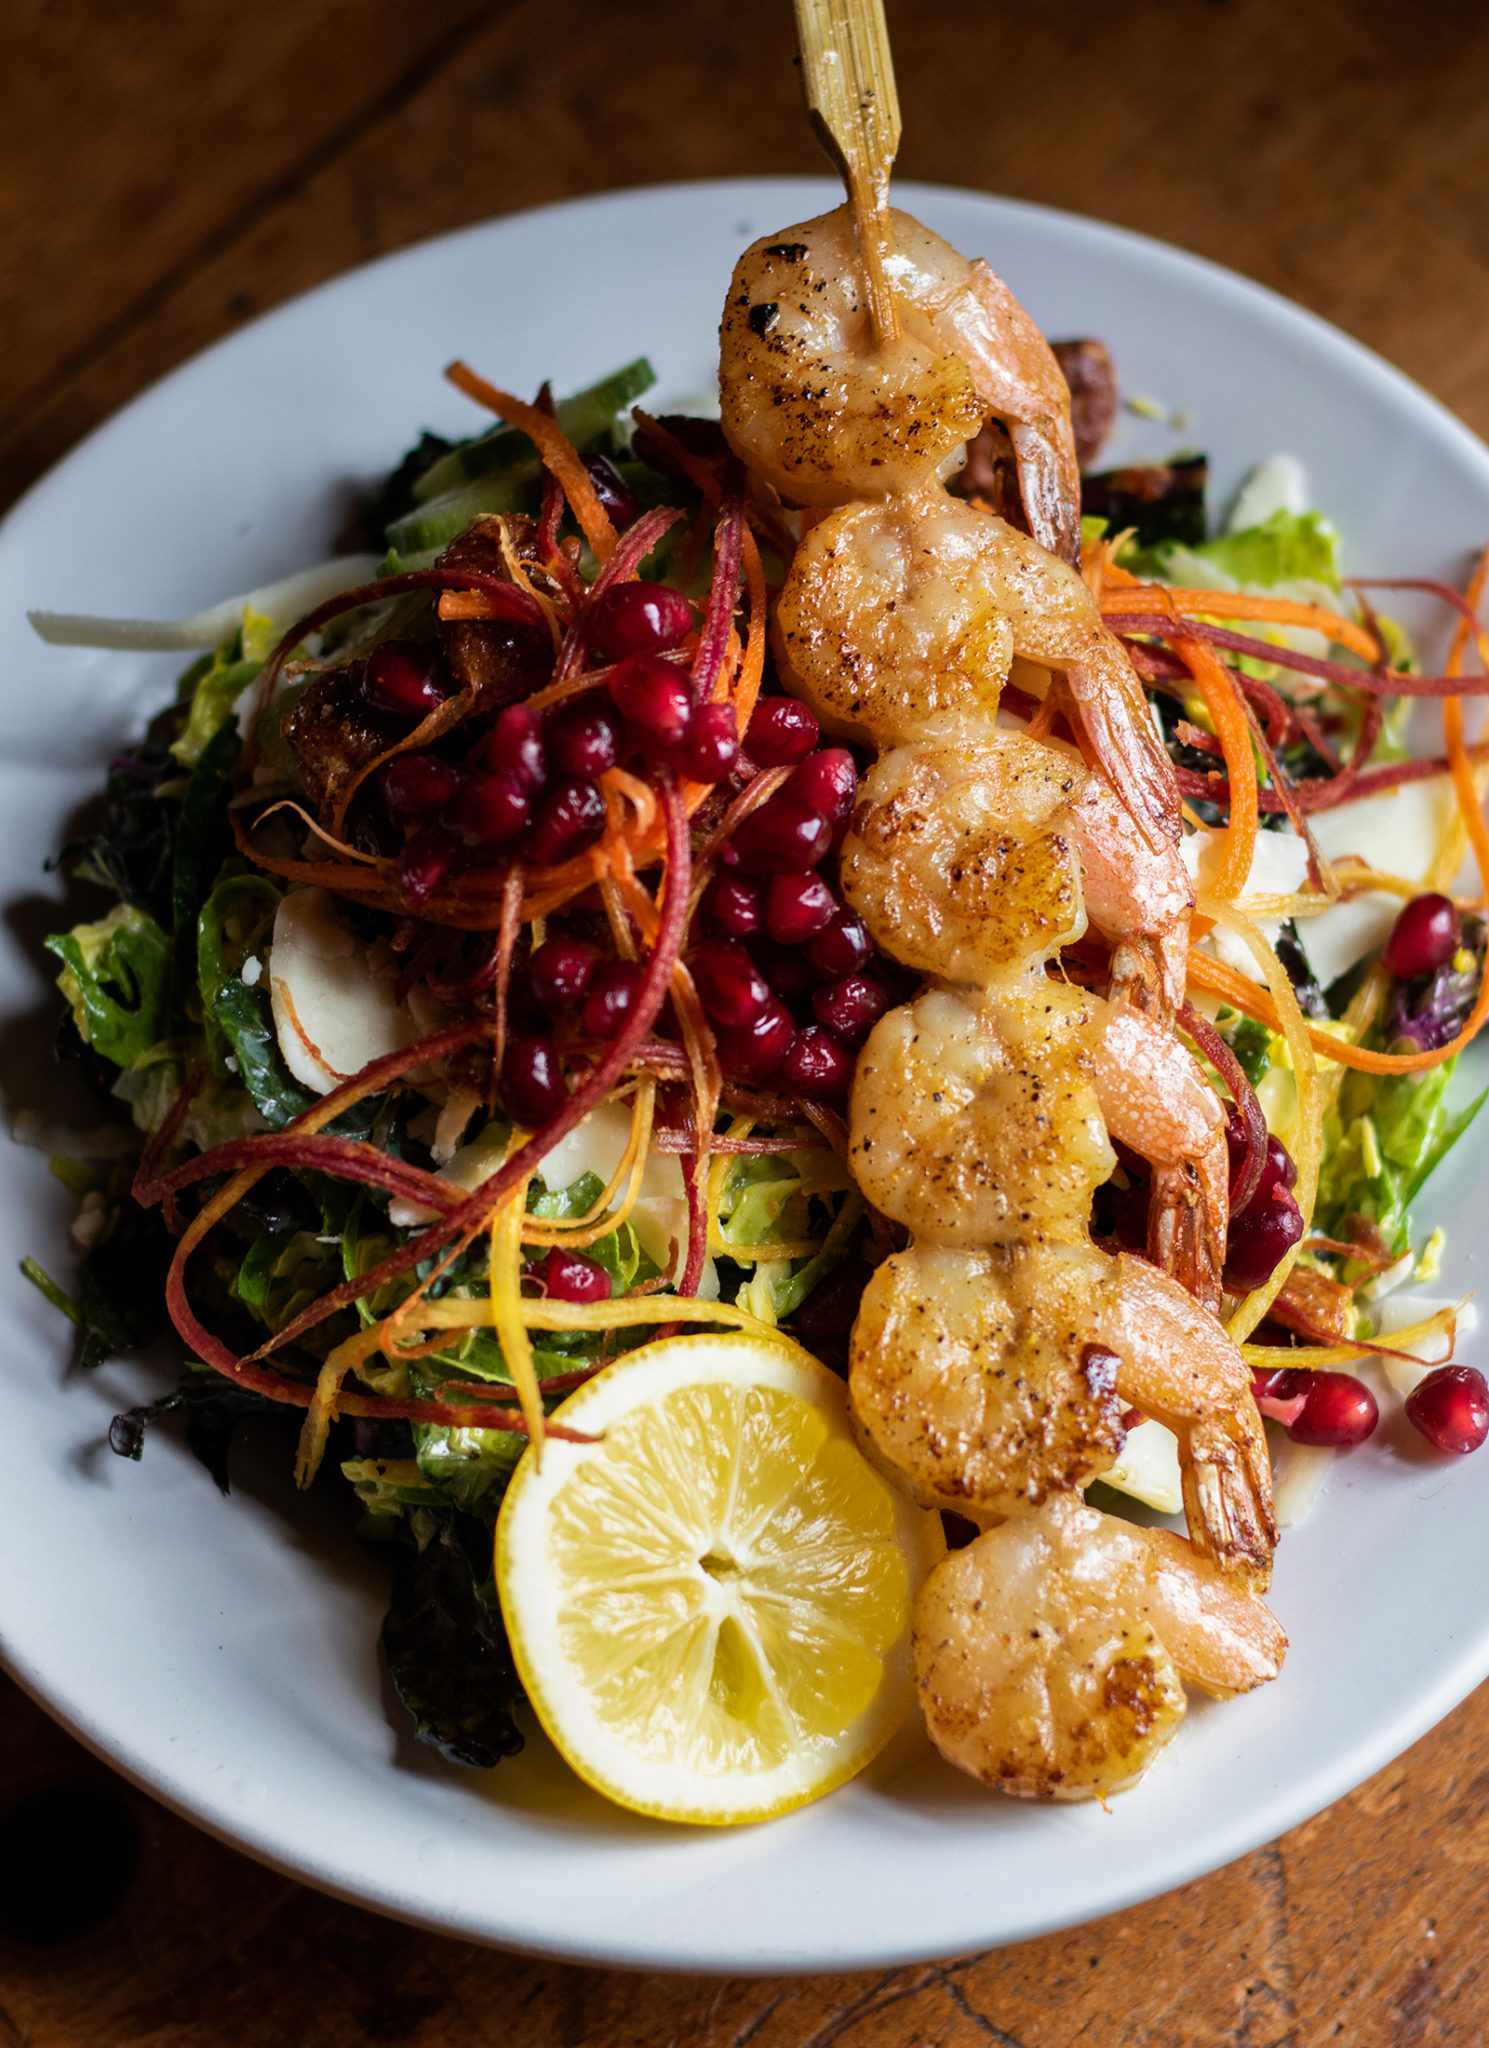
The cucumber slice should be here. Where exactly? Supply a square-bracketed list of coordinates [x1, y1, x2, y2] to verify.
[412, 358, 656, 504]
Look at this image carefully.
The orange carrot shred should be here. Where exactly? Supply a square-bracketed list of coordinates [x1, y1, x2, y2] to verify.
[445, 362, 617, 564]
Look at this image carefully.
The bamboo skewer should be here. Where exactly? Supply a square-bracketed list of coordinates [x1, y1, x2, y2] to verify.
[792, 0, 902, 347]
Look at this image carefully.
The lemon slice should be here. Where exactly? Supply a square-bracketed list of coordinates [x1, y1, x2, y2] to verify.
[496, 1332, 943, 1825]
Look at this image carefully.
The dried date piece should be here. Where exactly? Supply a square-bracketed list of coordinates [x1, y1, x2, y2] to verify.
[437, 515, 559, 705]
[1050, 338, 1118, 470]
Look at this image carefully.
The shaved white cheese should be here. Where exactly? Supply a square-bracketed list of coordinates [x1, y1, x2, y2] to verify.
[1226, 454, 1308, 533]
[1297, 775, 1474, 990]
[268, 887, 417, 1095]
[391, 1096, 720, 1297]
[1101, 1419, 1183, 1514]
[1182, 826, 1310, 981]
[1373, 1293, 1479, 1395]
[538, 1099, 719, 1297]
[27, 554, 382, 652]
[1271, 1437, 1334, 1527]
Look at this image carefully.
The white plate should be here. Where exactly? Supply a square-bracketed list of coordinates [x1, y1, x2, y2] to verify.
[2, 177, 1488, 1974]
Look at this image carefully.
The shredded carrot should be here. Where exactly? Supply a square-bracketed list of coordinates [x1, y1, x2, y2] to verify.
[1103, 583, 1379, 662]
[1176, 632, 1257, 903]
[446, 361, 617, 564]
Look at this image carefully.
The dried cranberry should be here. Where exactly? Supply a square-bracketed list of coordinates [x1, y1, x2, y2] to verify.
[746, 698, 820, 767]
[1406, 1364, 1489, 1453]
[530, 937, 598, 1009]
[805, 908, 872, 980]
[787, 748, 857, 829]
[363, 640, 448, 719]
[765, 873, 837, 946]
[525, 777, 606, 866]
[812, 972, 892, 1048]
[1223, 1182, 1304, 1292]
[485, 704, 548, 791]
[547, 699, 620, 779]
[780, 1025, 855, 1097]
[680, 702, 741, 784]
[501, 1036, 567, 1126]
[1382, 892, 1461, 979]
[721, 798, 833, 875]
[609, 655, 694, 754]
[1287, 1370, 1378, 1448]
[590, 581, 694, 660]
[582, 960, 644, 1039]
[689, 942, 773, 1028]
[453, 769, 530, 845]
[380, 753, 463, 825]
[701, 874, 763, 939]
[398, 827, 462, 908]
[531, 1245, 612, 1304]
[714, 998, 796, 1078]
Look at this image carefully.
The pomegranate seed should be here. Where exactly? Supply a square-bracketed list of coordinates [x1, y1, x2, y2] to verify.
[485, 704, 548, 792]
[363, 640, 448, 719]
[812, 972, 892, 1048]
[1223, 1182, 1304, 1292]
[582, 960, 644, 1039]
[1406, 1364, 1489, 1453]
[380, 753, 463, 825]
[746, 698, 819, 767]
[781, 1025, 855, 1097]
[1286, 1370, 1379, 1448]
[398, 827, 462, 907]
[609, 655, 694, 754]
[1223, 1108, 1297, 1204]
[1382, 891, 1461, 978]
[689, 942, 773, 1028]
[721, 797, 833, 875]
[501, 1036, 567, 1126]
[805, 909, 872, 980]
[525, 777, 606, 866]
[1249, 1366, 1311, 1428]
[681, 702, 741, 784]
[583, 452, 639, 529]
[529, 937, 597, 1009]
[701, 874, 762, 939]
[590, 581, 694, 660]
[714, 998, 796, 1078]
[453, 769, 530, 845]
[547, 699, 620, 779]
[787, 748, 857, 829]
[752, 937, 816, 1005]
[531, 1245, 612, 1304]
[766, 873, 837, 946]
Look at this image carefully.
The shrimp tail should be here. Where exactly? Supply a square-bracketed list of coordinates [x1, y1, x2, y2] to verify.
[1178, 1412, 1279, 1593]
[1009, 418, 1081, 568]
[1064, 636, 1182, 857]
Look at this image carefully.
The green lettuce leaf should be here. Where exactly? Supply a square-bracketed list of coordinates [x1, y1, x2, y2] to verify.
[46, 903, 172, 1068]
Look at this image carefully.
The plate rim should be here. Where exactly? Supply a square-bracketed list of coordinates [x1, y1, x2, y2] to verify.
[4, 173, 1489, 1974]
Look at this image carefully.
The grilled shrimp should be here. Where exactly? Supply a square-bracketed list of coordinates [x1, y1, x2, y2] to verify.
[720, 205, 1080, 559]
[776, 493, 1179, 860]
[849, 984, 1115, 1250]
[838, 712, 1191, 999]
[849, 1244, 1276, 1583]
[914, 1495, 1286, 1802]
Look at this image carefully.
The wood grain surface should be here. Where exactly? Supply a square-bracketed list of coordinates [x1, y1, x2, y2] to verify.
[5, 1, 1489, 2041]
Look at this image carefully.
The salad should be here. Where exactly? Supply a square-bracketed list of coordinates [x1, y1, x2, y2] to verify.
[20, 300, 1489, 1806]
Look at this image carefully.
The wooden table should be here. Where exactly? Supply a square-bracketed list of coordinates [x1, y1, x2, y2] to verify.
[5, 2, 1489, 2040]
